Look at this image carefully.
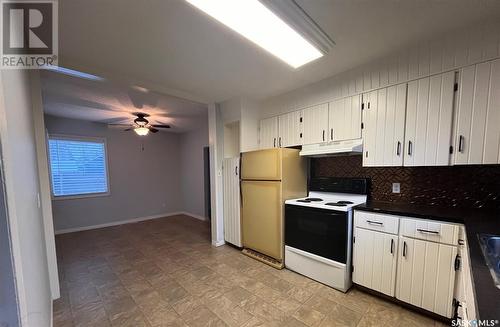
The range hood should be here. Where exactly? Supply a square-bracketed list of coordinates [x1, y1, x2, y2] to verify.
[299, 139, 363, 157]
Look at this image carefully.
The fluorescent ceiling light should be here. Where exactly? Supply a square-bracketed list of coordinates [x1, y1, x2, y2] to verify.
[185, 0, 323, 68]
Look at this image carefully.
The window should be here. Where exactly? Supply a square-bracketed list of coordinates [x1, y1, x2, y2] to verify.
[48, 136, 109, 198]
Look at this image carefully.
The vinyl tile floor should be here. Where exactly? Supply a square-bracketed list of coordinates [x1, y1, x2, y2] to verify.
[54, 214, 448, 327]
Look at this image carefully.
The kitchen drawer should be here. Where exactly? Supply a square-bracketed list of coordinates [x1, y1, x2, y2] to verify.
[354, 211, 399, 235]
[400, 218, 460, 245]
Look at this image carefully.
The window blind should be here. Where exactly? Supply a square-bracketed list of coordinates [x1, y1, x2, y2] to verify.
[48, 137, 109, 197]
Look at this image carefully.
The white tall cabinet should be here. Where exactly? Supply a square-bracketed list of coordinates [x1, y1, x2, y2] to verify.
[454, 59, 500, 165]
[223, 157, 241, 247]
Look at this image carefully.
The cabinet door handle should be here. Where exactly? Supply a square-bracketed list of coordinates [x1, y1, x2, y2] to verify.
[417, 228, 440, 235]
[322, 130, 325, 141]
[408, 140, 413, 156]
[403, 241, 407, 257]
[235, 165, 238, 175]
[390, 239, 394, 254]
[458, 135, 464, 153]
[330, 128, 334, 141]
[366, 220, 383, 226]
[397, 141, 401, 156]
[279, 137, 282, 147]
[273, 138, 276, 147]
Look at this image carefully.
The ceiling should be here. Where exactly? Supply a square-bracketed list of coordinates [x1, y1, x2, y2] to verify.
[58, 0, 500, 102]
[40, 70, 208, 133]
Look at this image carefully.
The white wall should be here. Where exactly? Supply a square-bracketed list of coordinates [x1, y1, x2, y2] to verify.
[45, 115, 183, 232]
[0, 70, 52, 327]
[260, 21, 500, 118]
[179, 115, 209, 219]
[31, 73, 60, 301]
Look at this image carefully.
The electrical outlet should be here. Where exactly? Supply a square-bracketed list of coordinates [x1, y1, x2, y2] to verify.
[392, 183, 401, 194]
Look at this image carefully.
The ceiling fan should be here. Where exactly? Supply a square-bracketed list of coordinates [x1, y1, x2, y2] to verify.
[114, 112, 170, 136]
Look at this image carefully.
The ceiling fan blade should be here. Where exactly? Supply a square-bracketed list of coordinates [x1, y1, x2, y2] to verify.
[108, 123, 133, 128]
[100, 117, 131, 124]
[149, 127, 159, 133]
[151, 124, 171, 129]
[124, 128, 133, 131]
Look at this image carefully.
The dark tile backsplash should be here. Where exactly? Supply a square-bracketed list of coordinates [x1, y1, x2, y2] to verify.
[311, 155, 500, 210]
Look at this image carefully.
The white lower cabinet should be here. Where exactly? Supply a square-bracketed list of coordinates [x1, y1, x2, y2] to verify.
[396, 236, 457, 318]
[353, 211, 466, 319]
[454, 228, 477, 322]
[353, 228, 398, 296]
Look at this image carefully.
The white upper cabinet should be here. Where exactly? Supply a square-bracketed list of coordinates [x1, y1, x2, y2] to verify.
[362, 90, 378, 166]
[404, 71, 455, 166]
[278, 110, 303, 148]
[303, 103, 329, 145]
[362, 84, 407, 167]
[259, 116, 278, 149]
[454, 59, 500, 165]
[328, 95, 362, 142]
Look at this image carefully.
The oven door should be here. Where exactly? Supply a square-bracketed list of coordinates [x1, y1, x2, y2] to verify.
[285, 204, 348, 263]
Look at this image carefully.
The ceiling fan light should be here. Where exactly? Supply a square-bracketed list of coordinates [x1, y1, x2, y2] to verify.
[134, 126, 149, 136]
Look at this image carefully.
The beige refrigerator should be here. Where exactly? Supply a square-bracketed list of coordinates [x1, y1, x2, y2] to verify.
[240, 148, 307, 269]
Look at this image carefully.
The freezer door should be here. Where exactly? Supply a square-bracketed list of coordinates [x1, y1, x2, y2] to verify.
[241, 149, 281, 180]
[241, 180, 283, 260]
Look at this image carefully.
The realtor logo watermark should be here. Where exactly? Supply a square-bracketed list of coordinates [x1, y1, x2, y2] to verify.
[1, 0, 58, 68]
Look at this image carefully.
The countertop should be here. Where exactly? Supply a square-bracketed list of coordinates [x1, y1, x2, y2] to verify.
[354, 201, 500, 320]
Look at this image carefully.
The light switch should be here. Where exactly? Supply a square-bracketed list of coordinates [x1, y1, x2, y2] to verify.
[392, 183, 400, 194]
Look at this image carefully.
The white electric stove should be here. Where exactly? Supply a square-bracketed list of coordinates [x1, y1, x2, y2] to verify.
[284, 178, 369, 292]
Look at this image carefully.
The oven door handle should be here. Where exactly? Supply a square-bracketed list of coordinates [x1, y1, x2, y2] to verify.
[285, 246, 345, 269]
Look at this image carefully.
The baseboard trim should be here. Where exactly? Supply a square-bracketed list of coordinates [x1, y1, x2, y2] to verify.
[50, 299, 53, 327]
[179, 211, 207, 221]
[212, 240, 225, 247]
[55, 211, 188, 235]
